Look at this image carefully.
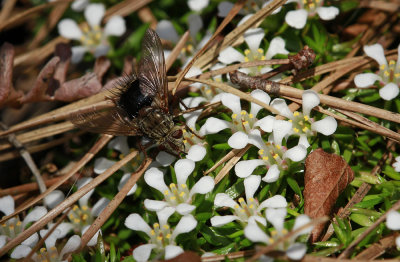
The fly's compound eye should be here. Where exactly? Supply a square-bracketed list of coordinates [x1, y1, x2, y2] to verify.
[171, 129, 183, 139]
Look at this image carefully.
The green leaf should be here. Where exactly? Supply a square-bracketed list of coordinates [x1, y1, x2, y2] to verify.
[286, 177, 303, 202]
[350, 213, 374, 227]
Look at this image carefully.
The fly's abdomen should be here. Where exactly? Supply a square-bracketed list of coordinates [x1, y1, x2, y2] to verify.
[138, 107, 174, 141]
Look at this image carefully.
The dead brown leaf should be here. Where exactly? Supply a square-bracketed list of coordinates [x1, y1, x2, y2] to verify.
[304, 148, 354, 242]
[54, 72, 102, 102]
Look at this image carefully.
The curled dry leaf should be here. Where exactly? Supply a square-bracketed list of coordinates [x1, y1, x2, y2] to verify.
[94, 56, 111, 79]
[53, 43, 72, 86]
[304, 148, 354, 242]
[0, 42, 23, 108]
[54, 72, 102, 102]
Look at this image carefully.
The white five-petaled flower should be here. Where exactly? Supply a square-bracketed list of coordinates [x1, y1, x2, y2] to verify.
[218, 28, 289, 76]
[354, 44, 400, 100]
[211, 175, 287, 227]
[11, 231, 81, 261]
[285, 0, 339, 29]
[386, 210, 400, 249]
[58, 3, 126, 63]
[200, 90, 276, 149]
[244, 207, 313, 260]
[144, 159, 214, 215]
[0, 195, 46, 255]
[271, 89, 337, 148]
[393, 156, 400, 172]
[43, 177, 108, 247]
[125, 207, 197, 261]
[234, 128, 307, 181]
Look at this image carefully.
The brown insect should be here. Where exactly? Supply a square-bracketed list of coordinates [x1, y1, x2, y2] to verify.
[71, 29, 184, 155]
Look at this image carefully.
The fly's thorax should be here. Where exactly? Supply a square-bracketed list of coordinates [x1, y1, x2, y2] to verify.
[138, 107, 174, 139]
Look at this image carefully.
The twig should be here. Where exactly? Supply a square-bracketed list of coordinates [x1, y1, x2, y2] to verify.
[79, 158, 152, 249]
[0, 177, 65, 196]
[0, 134, 112, 225]
[338, 199, 400, 258]
[0, 122, 46, 193]
[214, 145, 251, 184]
[355, 233, 399, 260]
[165, 31, 190, 72]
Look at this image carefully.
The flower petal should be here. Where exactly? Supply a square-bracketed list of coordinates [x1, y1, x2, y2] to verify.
[175, 159, 195, 185]
[10, 245, 31, 259]
[60, 235, 81, 256]
[218, 47, 245, 64]
[244, 28, 265, 53]
[71, 0, 88, 11]
[176, 203, 196, 215]
[316, 6, 339, 20]
[210, 215, 239, 227]
[254, 115, 275, 133]
[311, 116, 337, 136]
[189, 176, 214, 198]
[258, 195, 288, 211]
[171, 215, 197, 239]
[58, 19, 82, 40]
[94, 44, 110, 57]
[156, 20, 179, 43]
[125, 213, 152, 235]
[77, 177, 94, 207]
[284, 145, 307, 162]
[293, 214, 313, 237]
[286, 243, 307, 260]
[84, 3, 105, 28]
[272, 120, 292, 145]
[200, 117, 231, 135]
[244, 175, 261, 201]
[91, 197, 110, 217]
[0, 195, 14, 216]
[144, 167, 169, 193]
[270, 98, 294, 119]
[285, 9, 308, 29]
[250, 89, 271, 116]
[188, 13, 203, 38]
[214, 193, 237, 208]
[144, 199, 168, 212]
[354, 73, 381, 88]
[266, 37, 289, 60]
[235, 159, 265, 178]
[262, 164, 280, 183]
[379, 82, 399, 100]
[248, 129, 266, 149]
[94, 157, 116, 174]
[386, 211, 400, 230]
[108, 136, 130, 155]
[187, 145, 207, 162]
[157, 206, 175, 226]
[44, 190, 64, 209]
[165, 245, 184, 260]
[244, 221, 269, 244]
[218, 1, 234, 17]
[302, 90, 320, 117]
[0, 236, 7, 248]
[187, 0, 209, 12]
[298, 134, 310, 148]
[133, 244, 156, 262]
[228, 131, 249, 149]
[221, 93, 241, 114]
[104, 16, 126, 37]
[82, 226, 100, 246]
[118, 173, 138, 196]
[71, 46, 87, 64]
[266, 207, 287, 231]
[23, 206, 47, 226]
[21, 233, 39, 247]
[364, 44, 387, 66]
[156, 151, 176, 167]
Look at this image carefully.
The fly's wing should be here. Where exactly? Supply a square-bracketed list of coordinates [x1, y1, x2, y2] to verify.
[138, 28, 168, 111]
[70, 104, 143, 136]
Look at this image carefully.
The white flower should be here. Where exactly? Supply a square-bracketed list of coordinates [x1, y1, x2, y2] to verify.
[270, 90, 337, 148]
[354, 43, 400, 100]
[0, 195, 47, 253]
[218, 29, 289, 76]
[188, 0, 209, 12]
[125, 207, 197, 261]
[58, 3, 126, 63]
[285, 0, 339, 29]
[11, 232, 81, 261]
[393, 156, 400, 172]
[234, 128, 307, 180]
[144, 159, 214, 215]
[211, 175, 287, 227]
[386, 210, 400, 249]
[244, 208, 313, 260]
[200, 90, 276, 150]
